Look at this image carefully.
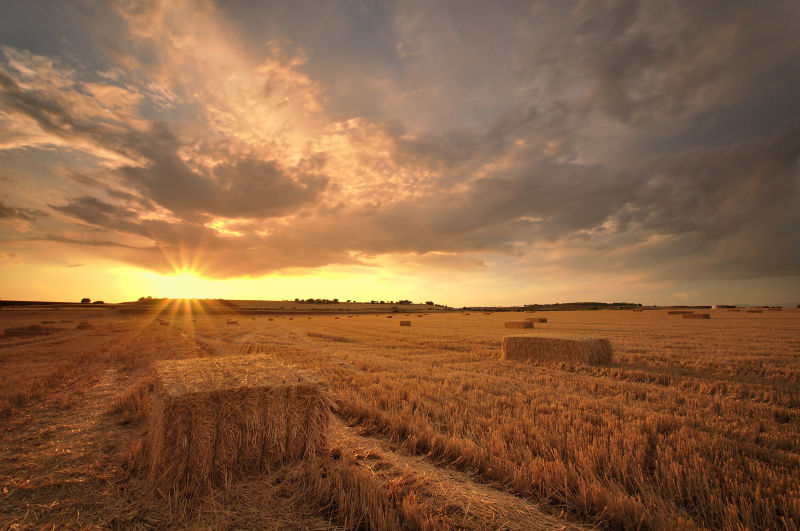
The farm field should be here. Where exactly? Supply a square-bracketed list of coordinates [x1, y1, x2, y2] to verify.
[1, 307, 799, 530]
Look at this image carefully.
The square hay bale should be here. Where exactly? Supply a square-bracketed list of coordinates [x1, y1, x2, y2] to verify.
[668, 310, 692, 315]
[145, 355, 332, 495]
[227, 319, 239, 324]
[505, 321, 533, 329]
[159, 321, 169, 326]
[747, 309, 763, 313]
[525, 317, 548, 323]
[682, 313, 710, 319]
[502, 336, 612, 364]
[399, 321, 411, 326]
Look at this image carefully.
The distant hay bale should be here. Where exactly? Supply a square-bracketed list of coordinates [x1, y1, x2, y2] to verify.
[682, 313, 710, 319]
[227, 319, 239, 325]
[41, 320, 55, 324]
[505, 321, 533, 329]
[668, 310, 693, 315]
[60, 320, 73, 323]
[525, 317, 548, 323]
[268, 318, 274, 321]
[288, 317, 293, 320]
[159, 321, 169, 326]
[632, 308, 643, 312]
[142, 355, 332, 495]
[399, 321, 411, 326]
[727, 309, 741, 312]
[387, 315, 393, 318]
[502, 336, 612, 364]
[76, 322, 93, 330]
[747, 309, 763, 313]
[768, 308, 782, 311]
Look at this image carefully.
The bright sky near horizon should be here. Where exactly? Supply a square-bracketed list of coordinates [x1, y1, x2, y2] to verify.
[0, 0, 798, 306]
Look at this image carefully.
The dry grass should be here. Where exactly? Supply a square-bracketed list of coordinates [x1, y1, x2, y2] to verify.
[3, 325, 60, 337]
[2, 308, 799, 530]
[502, 336, 613, 364]
[668, 310, 693, 315]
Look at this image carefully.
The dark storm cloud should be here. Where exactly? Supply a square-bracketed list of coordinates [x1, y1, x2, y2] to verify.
[119, 155, 328, 220]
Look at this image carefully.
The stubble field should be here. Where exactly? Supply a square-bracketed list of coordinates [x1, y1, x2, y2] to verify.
[1, 307, 798, 530]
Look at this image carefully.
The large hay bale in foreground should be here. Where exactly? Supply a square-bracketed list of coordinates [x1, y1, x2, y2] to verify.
[503, 336, 612, 364]
[682, 313, 710, 319]
[525, 317, 548, 323]
[145, 355, 332, 495]
[505, 321, 533, 329]
[399, 321, 411, 326]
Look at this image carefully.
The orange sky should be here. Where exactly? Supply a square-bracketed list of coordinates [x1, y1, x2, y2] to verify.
[1, 1, 798, 306]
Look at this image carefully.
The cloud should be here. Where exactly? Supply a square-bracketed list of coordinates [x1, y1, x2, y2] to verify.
[0, 200, 47, 221]
[0, 0, 798, 301]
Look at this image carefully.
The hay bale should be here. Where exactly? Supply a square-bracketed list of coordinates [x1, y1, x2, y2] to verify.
[76, 322, 93, 330]
[632, 308, 643, 312]
[60, 320, 73, 323]
[144, 355, 332, 495]
[727, 309, 740, 312]
[399, 321, 411, 326]
[159, 321, 169, 326]
[682, 313, 710, 319]
[41, 320, 55, 324]
[525, 317, 548, 323]
[502, 336, 612, 364]
[505, 321, 533, 329]
[668, 311, 692, 315]
[747, 309, 763, 313]
[387, 315, 393, 318]
[227, 319, 239, 325]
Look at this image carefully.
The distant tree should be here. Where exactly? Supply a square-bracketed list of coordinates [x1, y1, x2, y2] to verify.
[425, 301, 434, 306]
[397, 299, 412, 305]
[332, 298, 339, 304]
[81, 298, 91, 304]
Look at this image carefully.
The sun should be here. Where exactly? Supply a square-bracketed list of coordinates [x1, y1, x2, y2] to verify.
[157, 269, 209, 299]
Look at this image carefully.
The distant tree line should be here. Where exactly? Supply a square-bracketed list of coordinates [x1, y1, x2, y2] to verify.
[293, 298, 433, 305]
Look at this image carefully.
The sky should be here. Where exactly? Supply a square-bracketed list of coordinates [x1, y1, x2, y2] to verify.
[0, 0, 798, 307]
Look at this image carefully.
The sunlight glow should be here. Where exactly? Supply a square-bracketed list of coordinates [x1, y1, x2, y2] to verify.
[156, 269, 213, 299]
